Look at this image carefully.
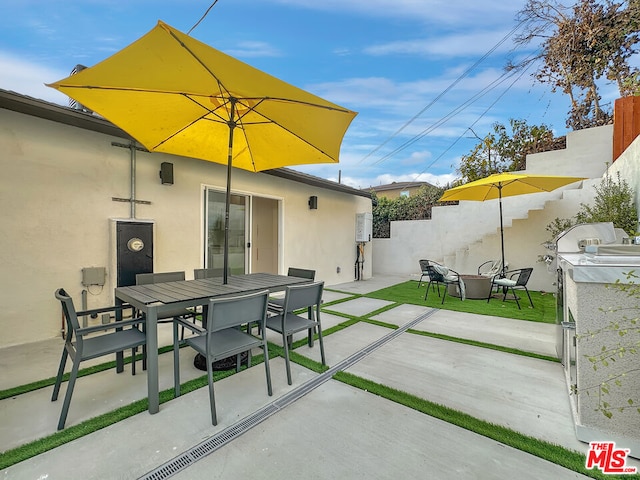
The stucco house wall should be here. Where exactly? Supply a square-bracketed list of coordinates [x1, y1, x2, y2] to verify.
[0, 91, 372, 348]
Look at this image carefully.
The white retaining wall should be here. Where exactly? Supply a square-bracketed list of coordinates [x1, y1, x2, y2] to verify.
[372, 125, 640, 292]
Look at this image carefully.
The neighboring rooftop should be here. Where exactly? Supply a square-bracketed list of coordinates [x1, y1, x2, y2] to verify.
[365, 181, 434, 199]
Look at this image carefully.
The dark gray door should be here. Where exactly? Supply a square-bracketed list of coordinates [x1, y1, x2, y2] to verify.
[116, 221, 153, 287]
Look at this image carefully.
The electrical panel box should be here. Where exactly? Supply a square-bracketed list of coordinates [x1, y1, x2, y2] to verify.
[82, 267, 106, 286]
[355, 213, 373, 242]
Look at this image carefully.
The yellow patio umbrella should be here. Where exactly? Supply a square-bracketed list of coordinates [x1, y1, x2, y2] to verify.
[47, 20, 357, 283]
[439, 172, 587, 275]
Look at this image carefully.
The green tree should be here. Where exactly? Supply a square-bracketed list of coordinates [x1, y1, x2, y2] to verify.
[456, 119, 563, 183]
[512, 0, 640, 130]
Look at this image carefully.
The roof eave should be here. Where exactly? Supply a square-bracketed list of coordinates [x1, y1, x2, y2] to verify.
[0, 88, 371, 201]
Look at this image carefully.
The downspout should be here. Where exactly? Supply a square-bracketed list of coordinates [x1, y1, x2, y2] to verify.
[111, 141, 144, 219]
[129, 141, 136, 219]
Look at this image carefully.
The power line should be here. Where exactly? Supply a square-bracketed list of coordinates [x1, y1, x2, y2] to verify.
[188, 0, 220, 35]
[370, 63, 524, 166]
[358, 19, 527, 165]
[374, 57, 535, 191]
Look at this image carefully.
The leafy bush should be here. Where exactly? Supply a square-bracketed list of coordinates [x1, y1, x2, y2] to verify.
[546, 169, 638, 238]
[575, 171, 638, 235]
[372, 185, 446, 238]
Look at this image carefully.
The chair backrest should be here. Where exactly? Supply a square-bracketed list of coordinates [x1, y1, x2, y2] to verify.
[478, 260, 504, 277]
[55, 288, 81, 345]
[419, 260, 430, 272]
[194, 268, 228, 280]
[286, 267, 316, 280]
[425, 264, 445, 282]
[136, 271, 185, 285]
[515, 268, 533, 286]
[282, 281, 324, 313]
[206, 289, 269, 334]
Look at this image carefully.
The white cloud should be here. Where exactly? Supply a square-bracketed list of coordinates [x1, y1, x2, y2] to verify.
[363, 29, 519, 58]
[269, 0, 524, 27]
[332, 171, 458, 190]
[0, 51, 69, 104]
[225, 41, 282, 58]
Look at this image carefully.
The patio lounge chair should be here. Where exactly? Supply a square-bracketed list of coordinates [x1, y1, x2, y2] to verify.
[423, 264, 465, 304]
[265, 281, 325, 385]
[52, 288, 146, 430]
[172, 289, 272, 426]
[487, 268, 534, 310]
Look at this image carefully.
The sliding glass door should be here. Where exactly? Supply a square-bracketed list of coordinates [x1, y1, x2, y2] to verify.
[204, 189, 248, 274]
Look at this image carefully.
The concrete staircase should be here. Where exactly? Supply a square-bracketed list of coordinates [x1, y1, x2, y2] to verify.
[372, 125, 615, 292]
[442, 175, 609, 291]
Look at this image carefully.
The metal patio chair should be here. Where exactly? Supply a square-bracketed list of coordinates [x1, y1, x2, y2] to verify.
[193, 268, 229, 280]
[267, 267, 316, 315]
[478, 259, 507, 277]
[172, 289, 272, 425]
[423, 264, 464, 304]
[265, 281, 325, 385]
[52, 288, 146, 430]
[487, 268, 534, 310]
[136, 271, 197, 340]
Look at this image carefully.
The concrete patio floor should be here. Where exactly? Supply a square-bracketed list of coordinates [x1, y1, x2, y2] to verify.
[1, 275, 634, 479]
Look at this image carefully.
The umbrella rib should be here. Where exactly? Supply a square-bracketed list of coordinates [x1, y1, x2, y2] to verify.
[185, 94, 340, 161]
[164, 26, 354, 115]
[236, 110, 338, 161]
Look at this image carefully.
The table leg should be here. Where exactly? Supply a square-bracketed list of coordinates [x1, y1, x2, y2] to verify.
[115, 299, 124, 373]
[146, 305, 159, 414]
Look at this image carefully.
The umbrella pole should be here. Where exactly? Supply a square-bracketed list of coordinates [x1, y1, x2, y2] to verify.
[223, 101, 237, 285]
[498, 185, 506, 277]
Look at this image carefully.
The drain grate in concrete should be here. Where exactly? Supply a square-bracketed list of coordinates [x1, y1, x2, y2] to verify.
[138, 309, 435, 480]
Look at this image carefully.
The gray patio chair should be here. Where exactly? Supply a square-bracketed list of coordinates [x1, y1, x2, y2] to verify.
[52, 288, 146, 430]
[172, 289, 272, 426]
[136, 271, 197, 341]
[417, 259, 440, 293]
[193, 267, 229, 280]
[267, 267, 316, 314]
[423, 264, 464, 304]
[478, 259, 506, 277]
[265, 281, 325, 385]
[487, 268, 534, 310]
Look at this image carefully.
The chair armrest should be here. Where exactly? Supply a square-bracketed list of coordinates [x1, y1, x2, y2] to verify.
[76, 304, 134, 317]
[477, 260, 493, 274]
[77, 316, 145, 336]
[500, 269, 521, 280]
[174, 316, 205, 335]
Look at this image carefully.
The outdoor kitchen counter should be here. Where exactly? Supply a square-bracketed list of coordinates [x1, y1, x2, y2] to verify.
[558, 252, 640, 458]
[559, 253, 640, 283]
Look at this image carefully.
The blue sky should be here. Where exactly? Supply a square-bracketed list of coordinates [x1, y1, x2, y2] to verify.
[0, 0, 600, 189]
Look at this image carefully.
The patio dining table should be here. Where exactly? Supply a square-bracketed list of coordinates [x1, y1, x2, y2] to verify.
[114, 272, 313, 414]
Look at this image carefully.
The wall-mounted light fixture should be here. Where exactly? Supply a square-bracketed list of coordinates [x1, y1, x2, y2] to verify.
[159, 162, 174, 185]
[308, 195, 318, 209]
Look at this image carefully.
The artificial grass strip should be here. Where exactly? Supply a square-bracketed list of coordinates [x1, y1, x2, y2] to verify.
[0, 345, 175, 401]
[0, 349, 274, 470]
[366, 280, 556, 324]
[407, 328, 560, 363]
[333, 371, 614, 480]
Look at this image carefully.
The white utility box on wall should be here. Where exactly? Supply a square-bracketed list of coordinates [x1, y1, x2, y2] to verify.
[355, 213, 373, 242]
